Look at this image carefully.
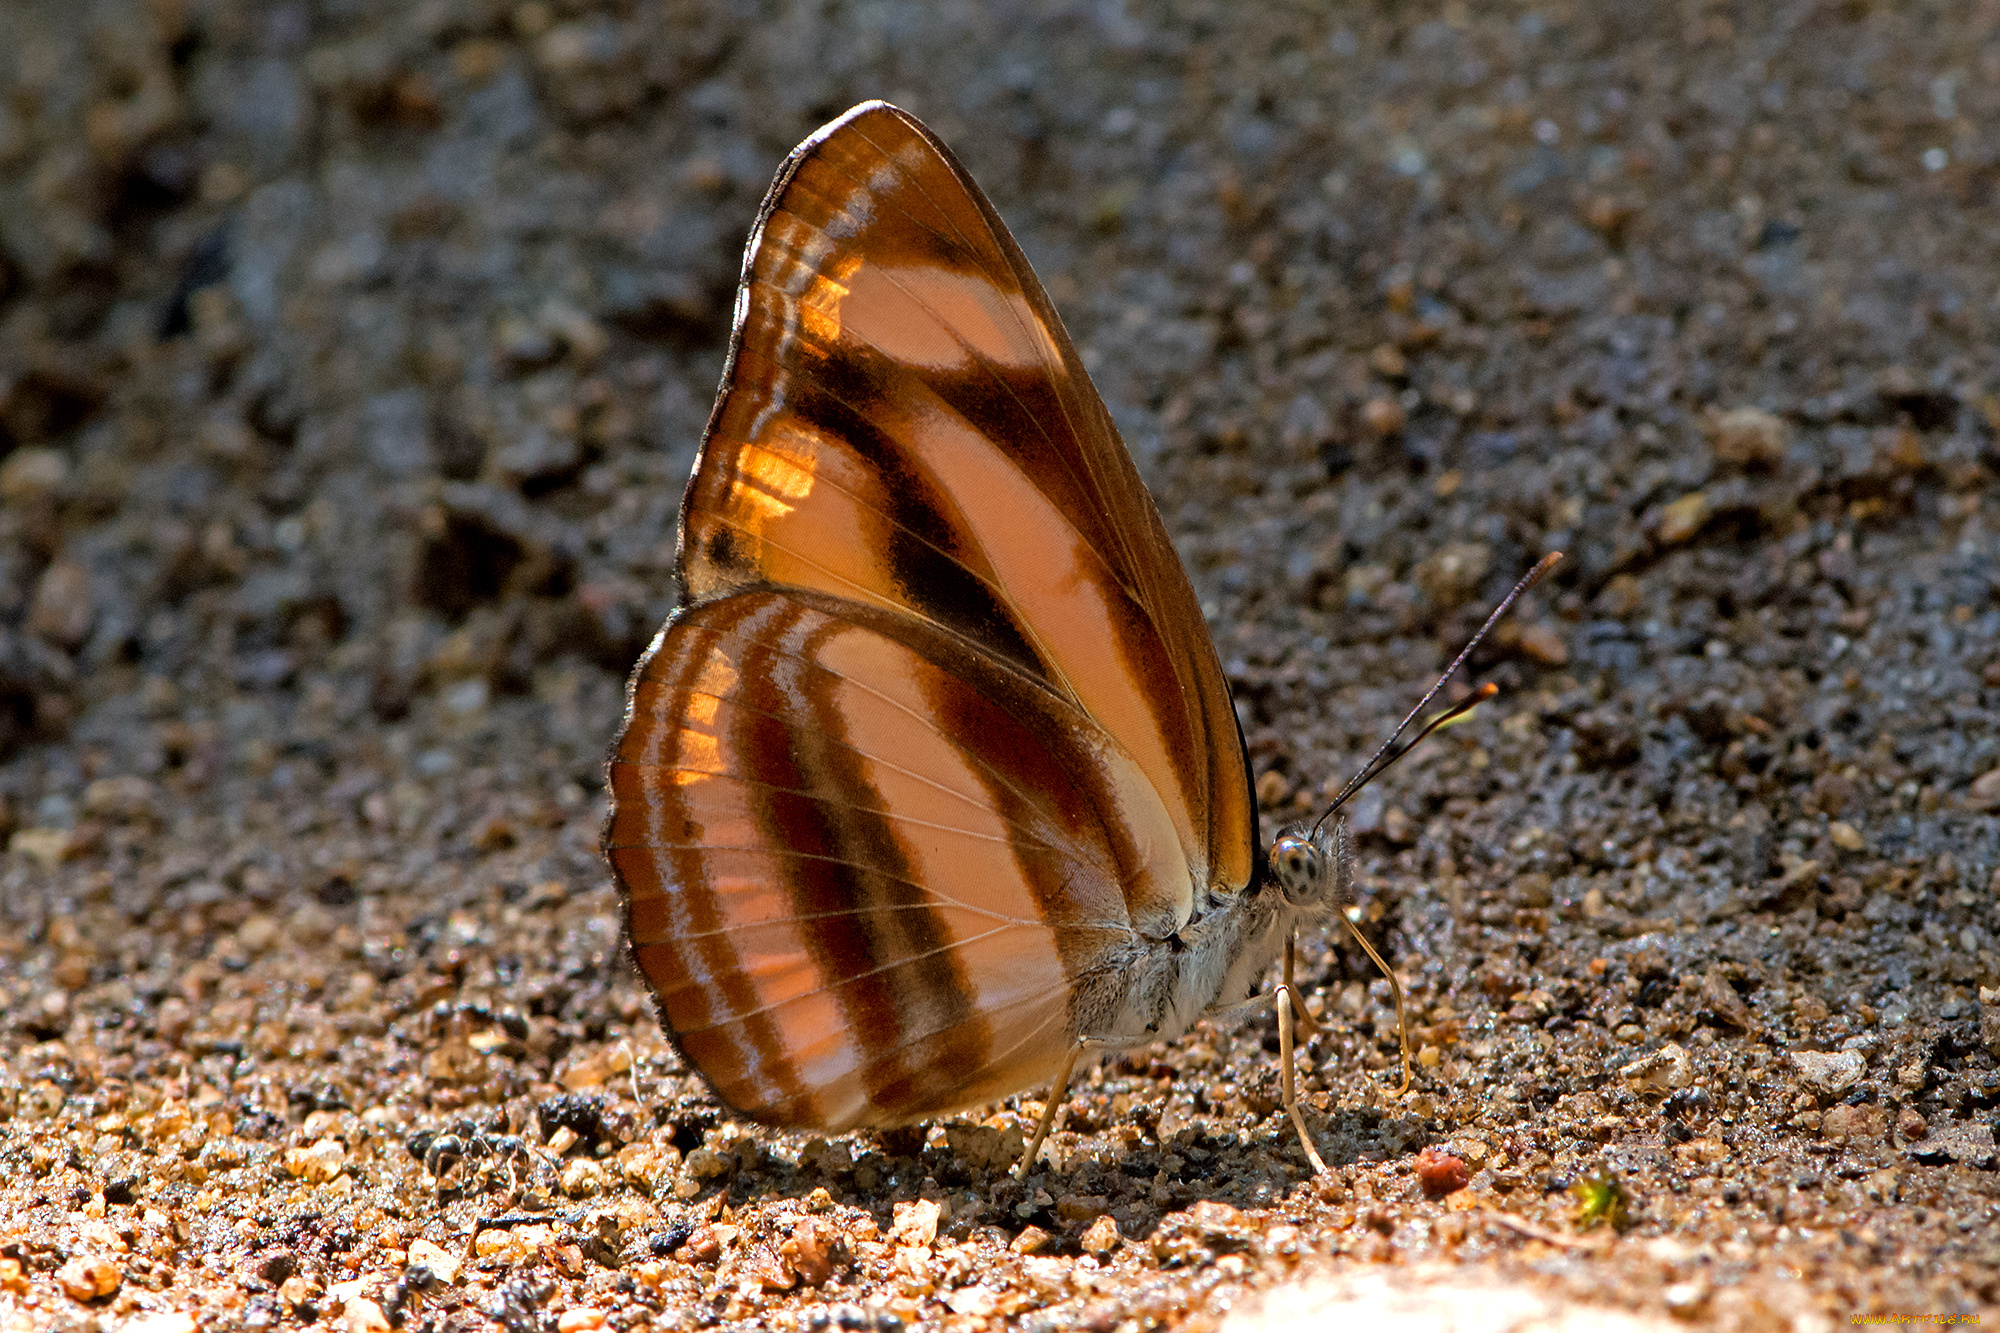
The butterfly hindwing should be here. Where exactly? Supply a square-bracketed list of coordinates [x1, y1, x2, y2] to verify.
[606, 588, 1186, 1127]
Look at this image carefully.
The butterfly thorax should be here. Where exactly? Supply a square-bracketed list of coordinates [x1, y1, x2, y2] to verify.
[1069, 823, 1350, 1052]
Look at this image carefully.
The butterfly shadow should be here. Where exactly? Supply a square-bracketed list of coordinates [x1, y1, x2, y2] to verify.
[664, 1094, 1436, 1258]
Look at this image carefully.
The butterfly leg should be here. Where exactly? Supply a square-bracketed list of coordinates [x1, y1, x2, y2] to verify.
[1279, 931, 1325, 1040]
[1276, 932, 1332, 1177]
[1329, 819, 1414, 1097]
[1015, 1040, 1094, 1178]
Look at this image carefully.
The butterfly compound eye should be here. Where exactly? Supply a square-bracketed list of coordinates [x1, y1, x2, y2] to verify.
[1271, 832, 1323, 905]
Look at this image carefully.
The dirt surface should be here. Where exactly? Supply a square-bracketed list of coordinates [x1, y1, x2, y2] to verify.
[4, 1, 2000, 1329]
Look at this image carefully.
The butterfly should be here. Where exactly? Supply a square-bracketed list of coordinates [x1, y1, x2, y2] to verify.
[603, 101, 1554, 1176]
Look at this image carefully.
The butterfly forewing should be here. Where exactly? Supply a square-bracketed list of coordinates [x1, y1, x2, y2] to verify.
[681, 103, 1254, 906]
[607, 102, 1258, 1130]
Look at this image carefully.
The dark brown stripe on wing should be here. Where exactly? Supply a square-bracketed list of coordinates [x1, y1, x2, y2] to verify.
[911, 663, 1123, 1002]
[734, 602, 990, 1121]
[776, 126, 1148, 604]
[609, 598, 818, 1125]
[784, 369, 1049, 673]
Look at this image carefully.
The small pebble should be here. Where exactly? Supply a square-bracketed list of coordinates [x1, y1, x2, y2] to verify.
[80, 775, 160, 823]
[1414, 1147, 1470, 1199]
[345, 1296, 392, 1333]
[475, 1224, 553, 1260]
[0, 446, 70, 500]
[1595, 573, 1644, 617]
[1820, 1103, 1886, 1141]
[1790, 1050, 1864, 1097]
[237, 912, 281, 954]
[558, 1045, 630, 1090]
[28, 561, 93, 647]
[1662, 1279, 1710, 1316]
[682, 1146, 733, 1180]
[1057, 1192, 1111, 1223]
[780, 1217, 835, 1286]
[1080, 1214, 1122, 1256]
[679, 1226, 722, 1265]
[1010, 1225, 1053, 1255]
[1412, 542, 1491, 609]
[1622, 1042, 1694, 1092]
[1514, 622, 1569, 665]
[560, 1158, 607, 1197]
[1361, 396, 1406, 437]
[283, 1138, 347, 1182]
[9, 827, 75, 868]
[889, 1197, 942, 1248]
[55, 1254, 122, 1302]
[406, 1238, 459, 1284]
[1709, 406, 1788, 468]
[1656, 492, 1710, 545]
[946, 1284, 1000, 1316]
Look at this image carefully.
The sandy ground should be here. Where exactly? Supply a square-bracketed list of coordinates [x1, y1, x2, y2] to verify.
[2, 1, 1998, 1330]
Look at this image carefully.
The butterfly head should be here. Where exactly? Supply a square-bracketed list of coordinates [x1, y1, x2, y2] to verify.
[1267, 819, 1353, 914]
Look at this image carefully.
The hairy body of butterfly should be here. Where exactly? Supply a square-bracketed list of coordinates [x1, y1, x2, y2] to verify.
[604, 101, 1364, 1170]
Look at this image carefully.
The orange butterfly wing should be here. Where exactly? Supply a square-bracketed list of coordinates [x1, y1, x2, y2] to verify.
[680, 102, 1255, 909]
[606, 103, 1257, 1127]
[611, 588, 1187, 1128]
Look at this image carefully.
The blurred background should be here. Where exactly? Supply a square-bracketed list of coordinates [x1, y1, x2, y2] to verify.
[3, 0, 1999, 1029]
[2, 0, 1997, 829]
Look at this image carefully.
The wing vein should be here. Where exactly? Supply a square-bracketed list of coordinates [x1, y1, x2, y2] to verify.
[677, 922, 1041, 1032]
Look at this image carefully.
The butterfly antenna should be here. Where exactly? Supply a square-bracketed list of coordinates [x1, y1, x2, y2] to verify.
[1310, 551, 1562, 840]
[1303, 552, 1560, 1101]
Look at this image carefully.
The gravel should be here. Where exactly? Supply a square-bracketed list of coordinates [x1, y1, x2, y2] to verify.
[3, 1, 1998, 1329]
